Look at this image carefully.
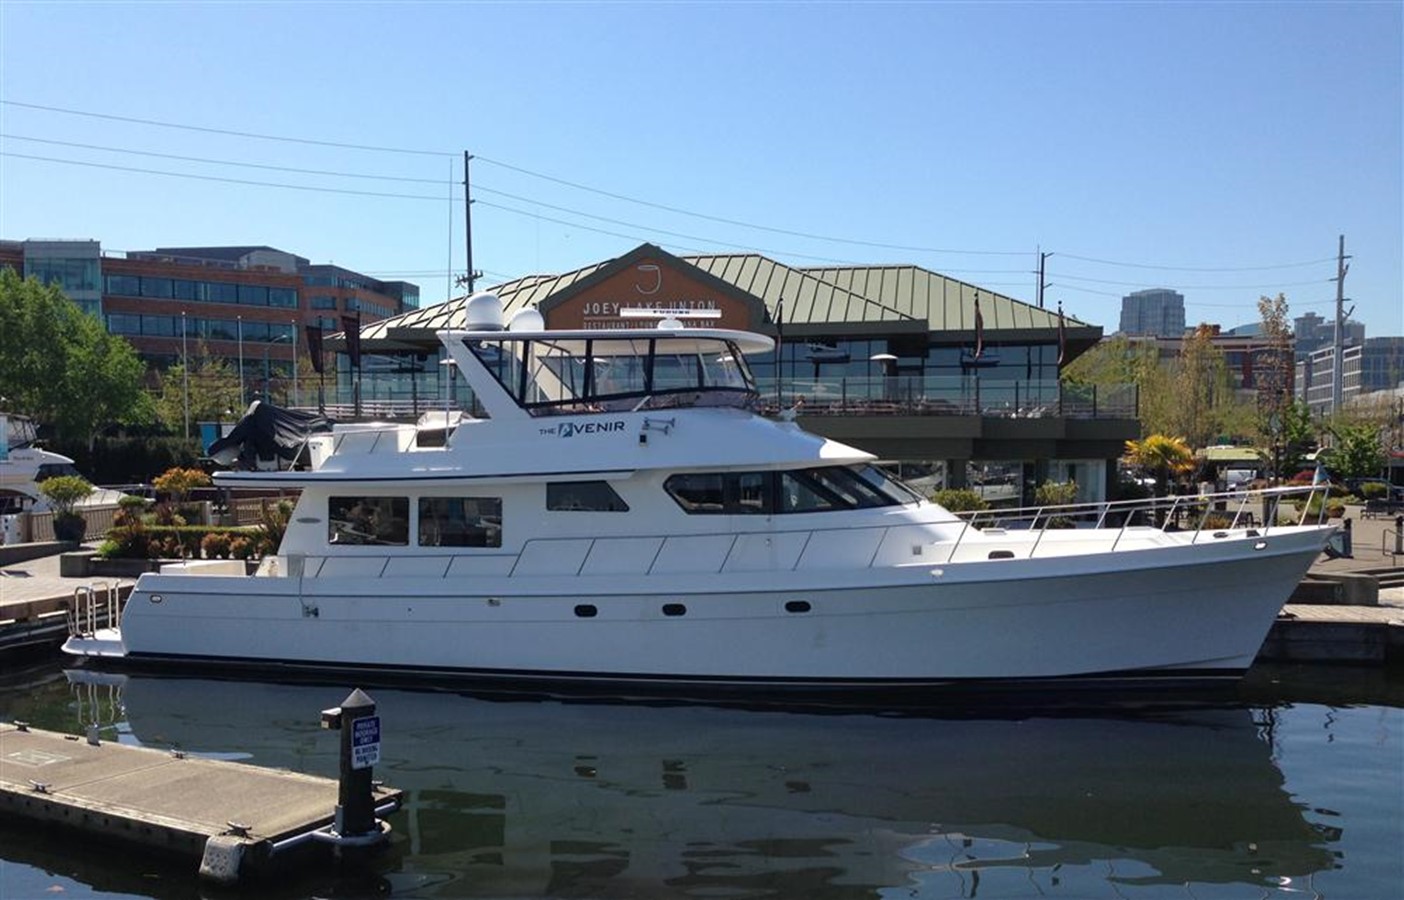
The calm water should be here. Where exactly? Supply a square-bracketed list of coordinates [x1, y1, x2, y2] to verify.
[1, 654, 1401, 900]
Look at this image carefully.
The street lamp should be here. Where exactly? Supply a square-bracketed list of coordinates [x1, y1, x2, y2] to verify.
[264, 331, 292, 405]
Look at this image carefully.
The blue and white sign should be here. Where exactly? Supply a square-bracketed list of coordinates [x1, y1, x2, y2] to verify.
[351, 715, 381, 770]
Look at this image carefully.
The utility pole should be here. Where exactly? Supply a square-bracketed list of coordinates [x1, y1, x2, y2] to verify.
[1035, 250, 1052, 309]
[462, 151, 482, 294]
[1331, 234, 1351, 415]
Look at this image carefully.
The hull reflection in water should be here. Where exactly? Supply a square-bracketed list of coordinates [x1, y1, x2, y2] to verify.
[66, 672, 1337, 897]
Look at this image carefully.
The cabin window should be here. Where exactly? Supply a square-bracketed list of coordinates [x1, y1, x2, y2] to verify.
[418, 496, 503, 547]
[547, 481, 629, 512]
[664, 473, 726, 513]
[664, 466, 919, 516]
[329, 496, 409, 545]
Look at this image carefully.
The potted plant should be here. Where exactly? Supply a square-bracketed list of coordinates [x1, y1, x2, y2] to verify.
[38, 474, 94, 542]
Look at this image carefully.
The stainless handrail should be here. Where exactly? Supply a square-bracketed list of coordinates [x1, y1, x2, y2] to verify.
[954, 484, 1332, 558]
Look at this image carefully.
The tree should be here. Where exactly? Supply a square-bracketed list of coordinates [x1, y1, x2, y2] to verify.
[0, 269, 149, 448]
[153, 342, 243, 434]
[1254, 294, 1298, 479]
[1321, 420, 1386, 479]
[1062, 336, 1175, 436]
[1275, 400, 1316, 478]
[1165, 324, 1247, 449]
[1124, 434, 1195, 497]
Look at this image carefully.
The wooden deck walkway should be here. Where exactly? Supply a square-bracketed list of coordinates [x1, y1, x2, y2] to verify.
[0, 722, 401, 883]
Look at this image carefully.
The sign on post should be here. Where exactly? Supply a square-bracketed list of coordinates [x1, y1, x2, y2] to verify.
[351, 715, 381, 770]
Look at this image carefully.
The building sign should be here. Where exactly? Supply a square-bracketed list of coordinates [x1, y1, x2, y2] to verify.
[548, 258, 756, 331]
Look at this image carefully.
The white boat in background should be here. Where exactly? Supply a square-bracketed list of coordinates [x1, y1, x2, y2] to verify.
[0, 412, 82, 514]
[63, 294, 1335, 692]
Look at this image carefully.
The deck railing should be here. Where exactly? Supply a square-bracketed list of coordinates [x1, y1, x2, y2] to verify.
[945, 483, 1333, 562]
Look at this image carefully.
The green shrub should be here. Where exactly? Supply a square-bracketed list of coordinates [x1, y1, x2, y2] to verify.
[152, 467, 212, 503]
[1034, 481, 1078, 507]
[933, 488, 989, 512]
[1360, 482, 1389, 500]
[38, 475, 93, 517]
[201, 532, 232, 559]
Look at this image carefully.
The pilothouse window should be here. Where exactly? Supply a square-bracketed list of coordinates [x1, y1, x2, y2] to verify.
[467, 335, 755, 416]
[665, 465, 920, 516]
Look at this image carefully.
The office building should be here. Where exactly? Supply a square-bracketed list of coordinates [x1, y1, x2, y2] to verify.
[1119, 288, 1186, 337]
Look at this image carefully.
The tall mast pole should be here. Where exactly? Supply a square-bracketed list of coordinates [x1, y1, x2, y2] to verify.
[464, 151, 477, 293]
[1331, 234, 1350, 415]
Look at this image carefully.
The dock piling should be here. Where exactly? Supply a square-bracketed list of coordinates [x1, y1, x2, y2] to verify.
[321, 688, 381, 846]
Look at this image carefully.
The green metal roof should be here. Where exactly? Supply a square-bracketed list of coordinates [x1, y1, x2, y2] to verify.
[349, 243, 1094, 349]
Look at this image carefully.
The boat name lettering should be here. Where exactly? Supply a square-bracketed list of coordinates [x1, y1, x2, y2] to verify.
[540, 420, 627, 438]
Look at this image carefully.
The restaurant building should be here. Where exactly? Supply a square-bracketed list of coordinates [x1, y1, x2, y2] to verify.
[344, 243, 1138, 503]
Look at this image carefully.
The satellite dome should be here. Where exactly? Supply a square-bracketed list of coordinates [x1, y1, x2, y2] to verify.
[507, 307, 546, 332]
[657, 316, 684, 330]
[463, 292, 505, 331]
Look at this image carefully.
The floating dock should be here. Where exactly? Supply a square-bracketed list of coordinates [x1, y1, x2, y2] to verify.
[0, 721, 402, 883]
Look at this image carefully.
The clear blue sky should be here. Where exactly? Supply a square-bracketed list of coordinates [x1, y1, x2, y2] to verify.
[1, 1, 1400, 336]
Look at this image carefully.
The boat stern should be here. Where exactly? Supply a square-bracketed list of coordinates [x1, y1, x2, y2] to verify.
[62, 627, 128, 659]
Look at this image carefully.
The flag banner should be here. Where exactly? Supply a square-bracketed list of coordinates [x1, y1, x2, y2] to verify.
[305, 324, 325, 374]
[1056, 302, 1067, 366]
[973, 291, 985, 360]
[341, 315, 361, 369]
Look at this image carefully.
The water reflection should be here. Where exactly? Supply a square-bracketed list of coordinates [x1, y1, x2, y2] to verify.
[49, 670, 1340, 898]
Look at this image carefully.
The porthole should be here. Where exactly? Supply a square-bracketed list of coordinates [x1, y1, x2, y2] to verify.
[784, 600, 811, 614]
[574, 604, 597, 618]
[987, 550, 1015, 560]
[662, 603, 686, 617]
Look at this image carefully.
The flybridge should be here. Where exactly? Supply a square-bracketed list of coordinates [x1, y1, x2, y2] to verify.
[441, 297, 768, 421]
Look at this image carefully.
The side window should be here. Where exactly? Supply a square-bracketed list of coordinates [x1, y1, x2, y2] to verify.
[779, 472, 841, 513]
[419, 497, 503, 547]
[547, 481, 629, 512]
[329, 496, 409, 545]
[665, 473, 726, 513]
[734, 472, 770, 514]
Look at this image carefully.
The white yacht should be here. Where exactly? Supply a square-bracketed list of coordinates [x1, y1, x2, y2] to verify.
[63, 294, 1334, 691]
[0, 412, 83, 514]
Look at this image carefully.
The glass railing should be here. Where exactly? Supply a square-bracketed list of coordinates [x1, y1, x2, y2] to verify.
[302, 378, 1138, 421]
[754, 377, 1137, 419]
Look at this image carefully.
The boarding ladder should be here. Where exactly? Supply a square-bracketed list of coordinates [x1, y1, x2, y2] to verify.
[66, 581, 125, 638]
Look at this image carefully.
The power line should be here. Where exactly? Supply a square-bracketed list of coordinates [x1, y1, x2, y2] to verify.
[1056, 251, 1338, 272]
[1, 151, 448, 201]
[474, 153, 1028, 256]
[1, 101, 1029, 257]
[3, 150, 1029, 271]
[1053, 271, 1334, 291]
[1, 101, 1362, 281]
[1, 133, 448, 184]
[0, 99, 452, 157]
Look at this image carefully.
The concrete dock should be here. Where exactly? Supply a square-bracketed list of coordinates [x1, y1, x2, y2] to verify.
[0, 721, 402, 883]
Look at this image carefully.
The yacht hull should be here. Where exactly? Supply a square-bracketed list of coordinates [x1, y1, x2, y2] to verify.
[64, 527, 1326, 690]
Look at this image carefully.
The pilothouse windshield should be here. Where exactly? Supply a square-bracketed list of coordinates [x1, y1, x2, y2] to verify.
[468, 335, 757, 415]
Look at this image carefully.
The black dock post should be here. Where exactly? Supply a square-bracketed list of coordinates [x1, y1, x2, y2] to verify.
[321, 688, 380, 842]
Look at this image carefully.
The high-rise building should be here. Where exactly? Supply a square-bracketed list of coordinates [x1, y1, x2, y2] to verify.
[1118, 288, 1186, 337]
[1291, 310, 1365, 357]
